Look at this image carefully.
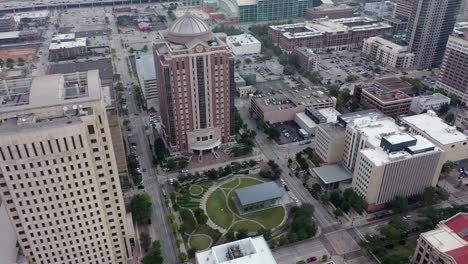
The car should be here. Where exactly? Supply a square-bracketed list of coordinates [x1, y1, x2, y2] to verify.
[403, 215, 412, 220]
[307, 256, 317, 263]
[169, 178, 174, 185]
[284, 185, 290, 191]
[137, 185, 144, 190]
[280, 178, 285, 184]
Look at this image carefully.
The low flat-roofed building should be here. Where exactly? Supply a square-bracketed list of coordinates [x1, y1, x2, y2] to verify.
[353, 134, 443, 211]
[293, 47, 320, 72]
[305, 4, 354, 20]
[0, 16, 16, 32]
[455, 108, 468, 132]
[237, 85, 255, 97]
[49, 34, 87, 61]
[294, 112, 318, 134]
[410, 93, 451, 114]
[362, 36, 415, 71]
[195, 236, 277, 264]
[412, 213, 468, 264]
[135, 54, 158, 109]
[354, 77, 414, 118]
[226, 34, 261, 55]
[9, 10, 49, 23]
[234, 72, 246, 87]
[383, 16, 408, 34]
[294, 107, 340, 134]
[233, 182, 284, 215]
[312, 164, 352, 191]
[401, 111, 468, 162]
[0, 29, 39, 45]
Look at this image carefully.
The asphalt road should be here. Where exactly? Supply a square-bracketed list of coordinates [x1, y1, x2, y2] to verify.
[108, 16, 178, 263]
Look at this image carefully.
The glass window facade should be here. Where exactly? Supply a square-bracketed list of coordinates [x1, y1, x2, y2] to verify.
[238, 0, 318, 22]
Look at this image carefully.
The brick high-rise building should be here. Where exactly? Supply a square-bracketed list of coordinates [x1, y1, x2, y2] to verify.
[153, 15, 236, 153]
[0, 71, 133, 264]
[407, 0, 462, 69]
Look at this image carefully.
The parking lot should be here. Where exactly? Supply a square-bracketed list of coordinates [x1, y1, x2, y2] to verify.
[271, 121, 303, 145]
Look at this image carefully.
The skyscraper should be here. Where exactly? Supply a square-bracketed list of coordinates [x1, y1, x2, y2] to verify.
[153, 15, 236, 153]
[0, 71, 133, 264]
[407, 0, 462, 69]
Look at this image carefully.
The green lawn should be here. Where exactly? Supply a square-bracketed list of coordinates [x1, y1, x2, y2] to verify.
[193, 224, 222, 244]
[237, 178, 262, 188]
[199, 181, 213, 190]
[206, 189, 233, 229]
[189, 185, 204, 196]
[189, 235, 212, 251]
[230, 220, 263, 232]
[221, 178, 239, 189]
[243, 206, 285, 229]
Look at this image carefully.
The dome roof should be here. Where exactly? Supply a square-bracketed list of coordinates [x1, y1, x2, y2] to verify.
[167, 15, 213, 45]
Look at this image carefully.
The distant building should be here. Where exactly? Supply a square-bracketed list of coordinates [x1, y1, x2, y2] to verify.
[236, 0, 319, 23]
[364, 0, 395, 18]
[9, 10, 49, 24]
[196, 236, 277, 264]
[455, 108, 468, 132]
[354, 77, 413, 118]
[0, 16, 16, 32]
[401, 111, 468, 162]
[234, 72, 246, 87]
[436, 27, 468, 104]
[314, 123, 346, 164]
[353, 133, 443, 211]
[305, 4, 354, 20]
[237, 85, 255, 97]
[293, 47, 320, 72]
[410, 93, 451, 114]
[233, 182, 284, 214]
[268, 17, 392, 53]
[135, 54, 158, 109]
[48, 33, 87, 61]
[0, 30, 39, 46]
[393, 0, 412, 19]
[226, 34, 261, 55]
[412, 213, 468, 264]
[383, 16, 408, 34]
[0, 198, 21, 264]
[362, 36, 415, 71]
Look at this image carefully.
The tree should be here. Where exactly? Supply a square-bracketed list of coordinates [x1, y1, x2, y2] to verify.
[195, 212, 208, 225]
[442, 161, 454, 176]
[6, 58, 14, 69]
[236, 229, 248, 240]
[422, 186, 439, 206]
[178, 252, 187, 262]
[438, 103, 450, 115]
[140, 232, 151, 252]
[17, 57, 25, 66]
[258, 228, 272, 240]
[320, 194, 329, 204]
[345, 75, 358, 82]
[105, 16, 109, 24]
[264, 49, 274, 60]
[449, 94, 460, 106]
[445, 113, 455, 124]
[334, 208, 343, 217]
[391, 196, 408, 214]
[131, 193, 152, 224]
[226, 229, 236, 242]
[0, 58, 4, 68]
[142, 240, 163, 264]
[129, 47, 134, 53]
[312, 183, 322, 194]
[378, 224, 400, 244]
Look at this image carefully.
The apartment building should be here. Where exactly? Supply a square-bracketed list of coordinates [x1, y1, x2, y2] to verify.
[455, 108, 468, 132]
[353, 134, 443, 211]
[49, 33, 88, 61]
[407, 0, 462, 69]
[409, 93, 451, 114]
[436, 30, 468, 104]
[293, 47, 320, 72]
[362, 36, 415, 71]
[153, 15, 236, 153]
[305, 4, 354, 20]
[135, 54, 158, 110]
[0, 16, 16, 32]
[412, 213, 468, 264]
[0, 71, 133, 264]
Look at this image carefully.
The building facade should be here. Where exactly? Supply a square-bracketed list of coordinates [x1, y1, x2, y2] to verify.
[226, 34, 261, 55]
[153, 15, 236, 153]
[314, 123, 346, 164]
[412, 213, 468, 264]
[293, 47, 320, 71]
[0, 71, 133, 264]
[393, 0, 412, 19]
[305, 4, 354, 20]
[49, 33, 88, 61]
[268, 17, 392, 53]
[436, 32, 468, 104]
[0, 16, 16, 32]
[353, 134, 443, 211]
[409, 93, 451, 114]
[455, 108, 468, 132]
[135, 54, 158, 109]
[362, 36, 415, 71]
[407, 0, 462, 69]
[237, 0, 319, 23]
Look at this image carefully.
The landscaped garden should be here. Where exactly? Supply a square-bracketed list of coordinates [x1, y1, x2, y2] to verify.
[205, 177, 286, 232]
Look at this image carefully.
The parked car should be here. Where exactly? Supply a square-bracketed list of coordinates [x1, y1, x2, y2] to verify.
[137, 185, 144, 190]
[284, 185, 290, 192]
[307, 256, 317, 262]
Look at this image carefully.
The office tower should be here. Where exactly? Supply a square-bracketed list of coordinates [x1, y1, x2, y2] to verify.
[153, 15, 236, 153]
[436, 28, 468, 104]
[353, 134, 443, 211]
[237, 0, 318, 23]
[406, 0, 462, 69]
[0, 71, 133, 264]
[412, 213, 468, 264]
[459, 0, 468, 20]
[393, 0, 412, 19]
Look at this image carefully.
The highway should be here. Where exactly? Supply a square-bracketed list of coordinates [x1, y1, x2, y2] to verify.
[108, 15, 178, 263]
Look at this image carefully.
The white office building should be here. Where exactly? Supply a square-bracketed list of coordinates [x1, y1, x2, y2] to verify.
[362, 36, 415, 71]
[135, 54, 158, 109]
[410, 93, 451, 114]
[226, 34, 261, 55]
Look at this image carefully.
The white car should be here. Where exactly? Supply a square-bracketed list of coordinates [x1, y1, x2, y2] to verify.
[169, 178, 174, 185]
[280, 178, 285, 185]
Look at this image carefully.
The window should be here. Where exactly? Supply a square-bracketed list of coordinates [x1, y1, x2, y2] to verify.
[88, 125, 95, 134]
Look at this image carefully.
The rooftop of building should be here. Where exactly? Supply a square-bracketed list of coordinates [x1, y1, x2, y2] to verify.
[0, 31, 19, 39]
[401, 111, 468, 145]
[337, 109, 384, 126]
[48, 58, 113, 81]
[316, 107, 340, 123]
[135, 54, 156, 81]
[234, 182, 284, 206]
[416, 93, 450, 104]
[313, 164, 352, 184]
[51, 33, 76, 42]
[360, 135, 439, 166]
[0, 16, 13, 21]
[226, 34, 260, 46]
[236, 0, 257, 7]
[308, 4, 353, 11]
[7, 10, 49, 18]
[366, 36, 409, 49]
[350, 116, 405, 148]
[195, 236, 277, 264]
[454, 22, 468, 37]
[362, 77, 413, 103]
[317, 122, 345, 138]
[421, 213, 468, 263]
[49, 37, 87, 50]
[295, 47, 319, 57]
[0, 70, 101, 113]
[251, 80, 335, 112]
[295, 112, 318, 129]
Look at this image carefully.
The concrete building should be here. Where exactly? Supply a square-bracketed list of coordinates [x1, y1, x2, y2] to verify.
[153, 15, 236, 153]
[268, 17, 392, 53]
[412, 213, 468, 264]
[364, 0, 395, 18]
[250, 86, 336, 124]
[362, 36, 415, 71]
[382, 16, 408, 34]
[0, 16, 16, 32]
[305, 4, 354, 20]
[233, 182, 284, 214]
[226, 34, 261, 55]
[235, 0, 318, 23]
[455, 108, 468, 132]
[0, 197, 22, 264]
[0, 71, 133, 263]
[407, 0, 462, 69]
[354, 77, 413, 118]
[135, 54, 158, 109]
[0, 30, 39, 46]
[353, 133, 443, 211]
[410, 93, 451, 114]
[293, 47, 320, 71]
[393, 0, 412, 19]
[9, 11, 49, 24]
[195, 236, 277, 264]
[401, 111, 468, 162]
[459, 0, 468, 21]
[313, 164, 352, 192]
[49, 33, 88, 61]
[436, 29, 468, 104]
[237, 85, 255, 97]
